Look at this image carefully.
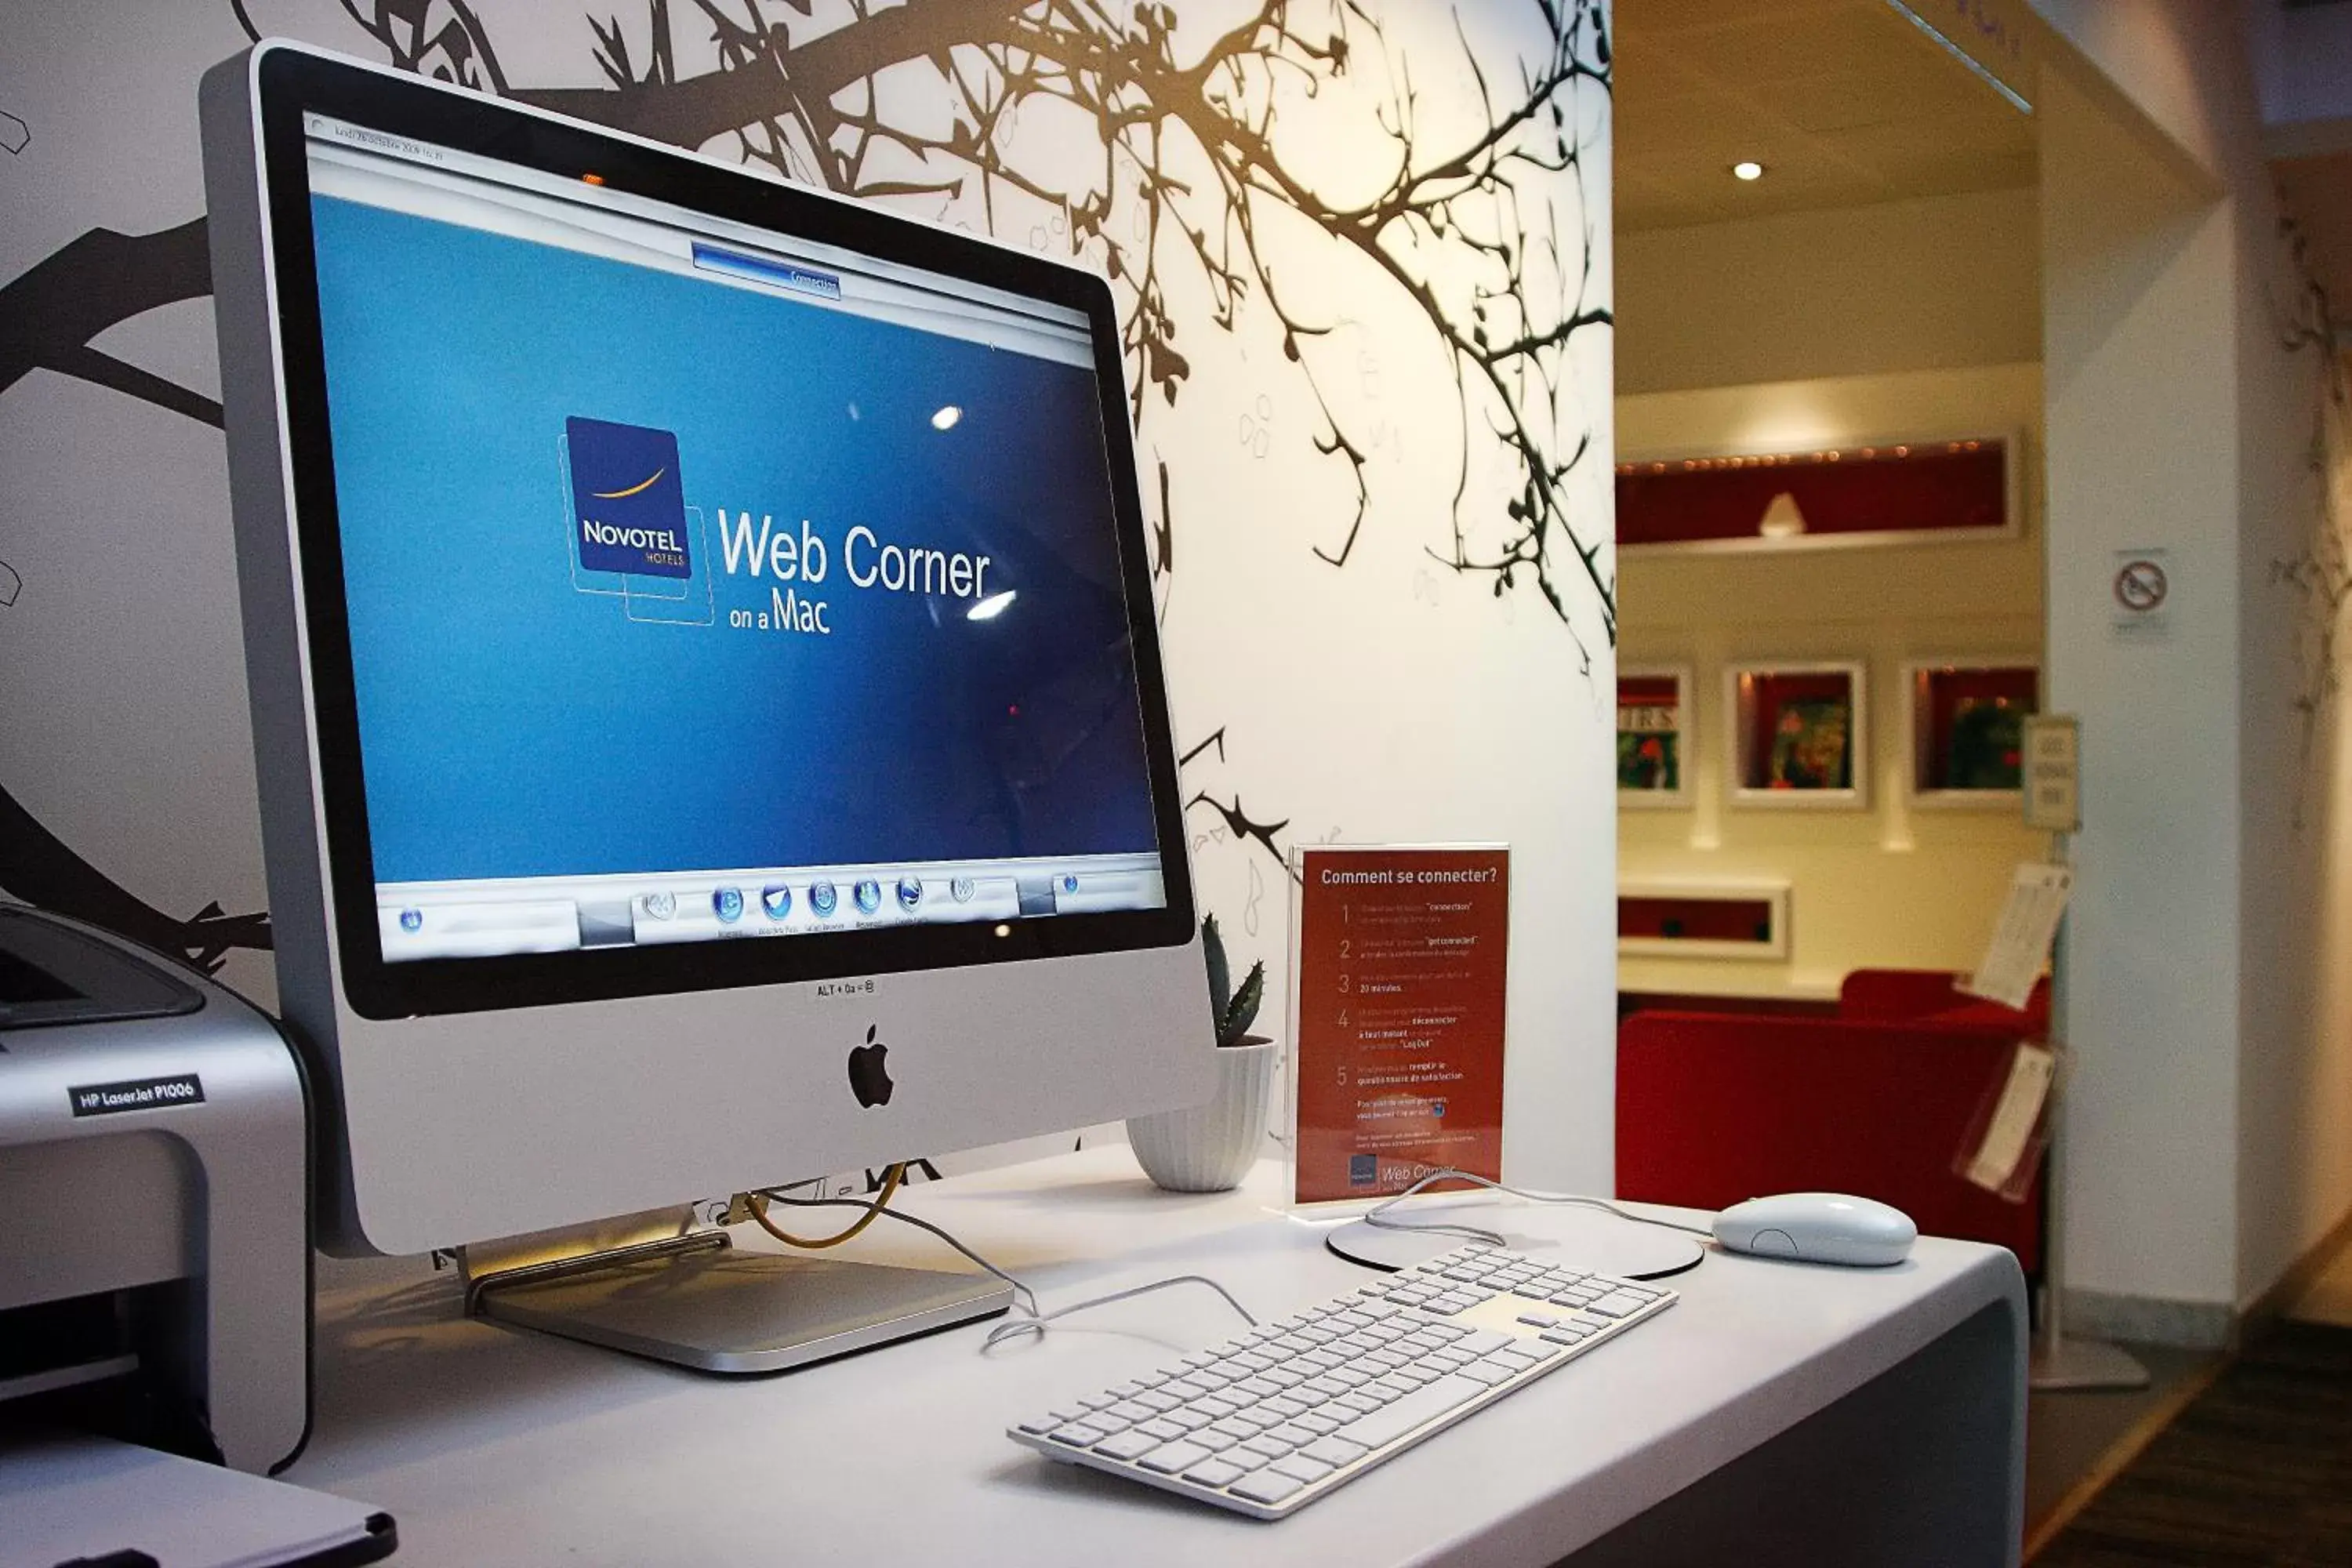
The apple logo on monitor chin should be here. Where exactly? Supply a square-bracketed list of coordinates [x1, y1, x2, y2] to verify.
[848, 1025, 894, 1108]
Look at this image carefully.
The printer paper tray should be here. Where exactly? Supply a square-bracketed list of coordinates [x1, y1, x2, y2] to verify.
[0, 1431, 396, 1568]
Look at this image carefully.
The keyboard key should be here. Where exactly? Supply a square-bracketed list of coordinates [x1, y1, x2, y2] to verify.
[1272, 1454, 1336, 1484]
[1232, 1377, 1281, 1400]
[1192, 1394, 1241, 1419]
[1458, 1360, 1515, 1387]
[1048, 1422, 1109, 1446]
[1093, 1430, 1159, 1461]
[1229, 1469, 1305, 1506]
[1293, 1410, 1345, 1436]
[1015, 1415, 1058, 1435]
[1204, 1417, 1255, 1442]
[1104, 1399, 1156, 1424]
[1190, 1428, 1239, 1454]
[1336, 1392, 1383, 1415]
[1584, 1294, 1645, 1319]
[1138, 1440, 1212, 1475]
[1458, 1330, 1513, 1355]
[1076, 1392, 1119, 1410]
[1164, 1376, 1214, 1399]
[1516, 1312, 1558, 1329]
[1334, 1373, 1489, 1450]
[1167, 1409, 1216, 1433]
[1300, 1436, 1370, 1467]
[1134, 1417, 1186, 1442]
[1106, 1381, 1145, 1399]
[1541, 1327, 1589, 1345]
[1183, 1457, 1250, 1489]
[1240, 1435, 1295, 1461]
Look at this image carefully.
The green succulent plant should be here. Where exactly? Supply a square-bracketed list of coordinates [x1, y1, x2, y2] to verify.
[1202, 914, 1266, 1048]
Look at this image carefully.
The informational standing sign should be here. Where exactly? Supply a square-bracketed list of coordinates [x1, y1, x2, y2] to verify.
[1287, 845, 1509, 1206]
[2020, 714, 2082, 833]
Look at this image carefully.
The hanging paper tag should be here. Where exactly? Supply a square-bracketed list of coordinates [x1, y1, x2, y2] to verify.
[1964, 1042, 2057, 1193]
[1962, 862, 2073, 1011]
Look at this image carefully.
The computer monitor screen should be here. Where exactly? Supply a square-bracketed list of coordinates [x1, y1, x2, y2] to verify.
[299, 112, 1168, 972]
[207, 45, 1210, 1256]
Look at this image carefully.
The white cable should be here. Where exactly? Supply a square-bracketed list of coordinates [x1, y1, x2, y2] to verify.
[1362, 1167, 1717, 1247]
[751, 1190, 1258, 1351]
[979, 1275, 1257, 1352]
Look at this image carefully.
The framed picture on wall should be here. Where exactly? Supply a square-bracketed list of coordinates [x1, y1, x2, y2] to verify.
[1728, 662, 1867, 808]
[1907, 661, 2038, 804]
[1617, 666, 1691, 807]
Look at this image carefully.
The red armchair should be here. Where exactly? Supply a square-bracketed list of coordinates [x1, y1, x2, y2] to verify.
[1837, 968, 2049, 1033]
[1617, 971, 2045, 1270]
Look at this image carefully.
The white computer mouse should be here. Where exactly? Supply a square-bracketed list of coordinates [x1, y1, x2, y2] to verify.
[1712, 1193, 1917, 1267]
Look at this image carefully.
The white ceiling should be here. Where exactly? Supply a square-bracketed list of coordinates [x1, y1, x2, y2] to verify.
[1614, 0, 2038, 233]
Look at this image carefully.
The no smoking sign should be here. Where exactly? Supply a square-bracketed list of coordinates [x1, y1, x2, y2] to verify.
[2110, 546, 2172, 641]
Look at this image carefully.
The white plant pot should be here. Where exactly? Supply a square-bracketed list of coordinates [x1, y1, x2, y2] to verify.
[1127, 1038, 1279, 1193]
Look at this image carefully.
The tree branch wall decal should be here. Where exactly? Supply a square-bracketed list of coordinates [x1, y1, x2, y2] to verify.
[2272, 216, 2352, 833]
[0, 0, 1611, 976]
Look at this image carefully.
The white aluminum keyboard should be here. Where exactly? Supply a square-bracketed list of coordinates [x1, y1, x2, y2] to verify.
[1007, 1243, 1677, 1519]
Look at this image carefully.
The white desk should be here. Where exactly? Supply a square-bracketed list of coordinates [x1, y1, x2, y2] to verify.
[291, 1149, 2026, 1566]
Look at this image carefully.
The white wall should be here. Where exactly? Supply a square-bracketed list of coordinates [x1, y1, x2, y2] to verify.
[1618, 364, 2047, 1000]
[0, 2, 1620, 1210]
[2031, 0, 2352, 1329]
[2039, 59, 2245, 1316]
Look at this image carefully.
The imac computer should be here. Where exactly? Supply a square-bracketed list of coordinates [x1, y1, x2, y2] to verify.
[200, 41, 1214, 1369]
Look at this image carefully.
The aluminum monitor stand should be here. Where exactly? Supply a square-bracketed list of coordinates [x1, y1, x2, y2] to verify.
[461, 1223, 1012, 1374]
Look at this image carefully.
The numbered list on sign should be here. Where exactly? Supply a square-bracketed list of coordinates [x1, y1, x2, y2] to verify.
[1290, 846, 1510, 1204]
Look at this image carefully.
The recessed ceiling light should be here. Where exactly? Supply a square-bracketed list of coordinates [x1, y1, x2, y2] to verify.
[931, 405, 963, 430]
[1731, 161, 1766, 181]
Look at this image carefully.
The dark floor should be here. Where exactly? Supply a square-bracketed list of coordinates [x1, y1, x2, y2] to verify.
[2032, 1319, 2352, 1566]
[2025, 1341, 2222, 1537]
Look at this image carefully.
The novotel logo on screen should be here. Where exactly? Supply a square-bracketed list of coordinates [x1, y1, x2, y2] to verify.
[567, 416, 691, 579]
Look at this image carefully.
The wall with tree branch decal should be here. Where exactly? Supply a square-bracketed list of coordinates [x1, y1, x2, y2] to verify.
[0, 0, 1618, 1187]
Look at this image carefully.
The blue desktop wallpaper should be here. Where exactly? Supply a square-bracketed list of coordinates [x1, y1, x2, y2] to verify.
[308, 194, 1160, 884]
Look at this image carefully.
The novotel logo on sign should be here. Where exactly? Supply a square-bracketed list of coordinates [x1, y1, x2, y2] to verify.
[566, 416, 692, 579]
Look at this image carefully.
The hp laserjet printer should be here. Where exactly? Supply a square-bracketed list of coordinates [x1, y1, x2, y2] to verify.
[0, 904, 310, 1472]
